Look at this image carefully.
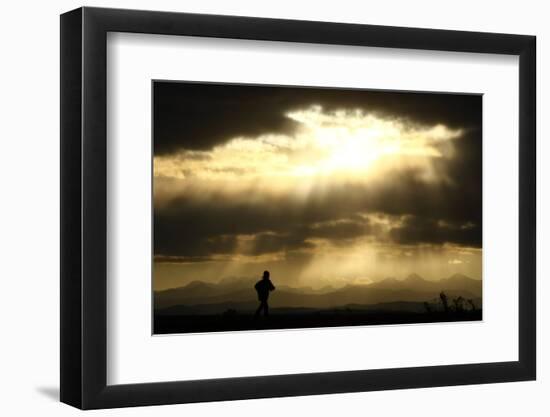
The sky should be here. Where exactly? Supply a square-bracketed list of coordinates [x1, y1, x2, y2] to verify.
[153, 82, 482, 291]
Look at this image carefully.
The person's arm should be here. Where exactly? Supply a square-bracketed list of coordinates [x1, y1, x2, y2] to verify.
[269, 281, 275, 291]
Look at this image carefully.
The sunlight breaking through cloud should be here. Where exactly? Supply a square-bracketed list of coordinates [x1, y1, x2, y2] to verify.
[154, 106, 464, 200]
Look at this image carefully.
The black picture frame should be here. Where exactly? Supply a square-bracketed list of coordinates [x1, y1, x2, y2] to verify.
[60, 6, 536, 410]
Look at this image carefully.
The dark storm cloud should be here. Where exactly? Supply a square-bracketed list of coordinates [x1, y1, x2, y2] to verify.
[153, 81, 482, 258]
[389, 216, 481, 248]
[154, 81, 481, 154]
[306, 217, 373, 241]
[249, 233, 315, 255]
[248, 217, 375, 256]
[154, 166, 481, 258]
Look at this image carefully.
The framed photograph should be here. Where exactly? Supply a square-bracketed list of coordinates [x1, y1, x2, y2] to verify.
[152, 82, 484, 335]
[60, 7, 536, 409]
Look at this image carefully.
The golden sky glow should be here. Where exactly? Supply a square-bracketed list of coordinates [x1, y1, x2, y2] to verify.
[154, 106, 463, 203]
[154, 106, 481, 288]
[153, 87, 482, 292]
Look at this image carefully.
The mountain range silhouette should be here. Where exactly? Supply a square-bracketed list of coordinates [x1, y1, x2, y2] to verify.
[155, 273, 482, 315]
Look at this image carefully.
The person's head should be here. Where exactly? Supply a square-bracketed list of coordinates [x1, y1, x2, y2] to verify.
[263, 270, 270, 280]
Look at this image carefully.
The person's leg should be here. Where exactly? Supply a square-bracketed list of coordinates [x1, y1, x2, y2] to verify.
[263, 301, 269, 317]
[255, 302, 263, 317]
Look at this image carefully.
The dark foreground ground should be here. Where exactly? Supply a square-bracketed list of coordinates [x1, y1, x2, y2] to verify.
[154, 309, 482, 334]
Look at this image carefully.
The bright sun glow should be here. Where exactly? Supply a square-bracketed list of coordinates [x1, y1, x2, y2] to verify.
[154, 106, 463, 201]
[286, 106, 461, 177]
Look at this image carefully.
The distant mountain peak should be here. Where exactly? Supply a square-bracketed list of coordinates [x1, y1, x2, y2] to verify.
[184, 280, 212, 289]
[155, 272, 482, 311]
[405, 273, 425, 282]
[447, 273, 473, 281]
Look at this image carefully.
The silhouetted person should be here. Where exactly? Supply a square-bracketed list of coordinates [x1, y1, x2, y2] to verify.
[254, 270, 275, 317]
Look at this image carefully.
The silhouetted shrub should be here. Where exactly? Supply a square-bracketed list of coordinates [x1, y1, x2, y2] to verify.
[439, 292, 449, 313]
[453, 296, 465, 312]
